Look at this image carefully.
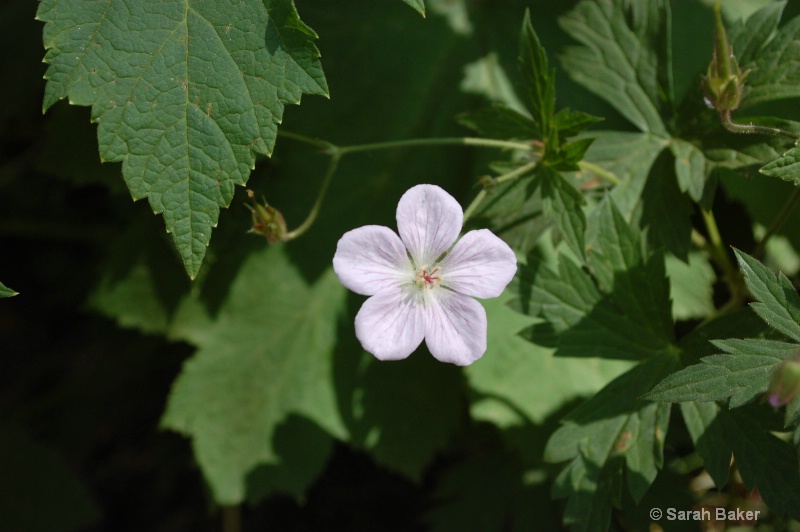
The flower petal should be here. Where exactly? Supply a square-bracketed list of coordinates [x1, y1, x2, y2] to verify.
[355, 289, 426, 361]
[423, 290, 487, 366]
[396, 184, 462, 267]
[438, 229, 517, 298]
[333, 225, 412, 296]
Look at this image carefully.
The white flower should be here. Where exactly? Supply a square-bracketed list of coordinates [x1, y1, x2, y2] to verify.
[333, 184, 517, 366]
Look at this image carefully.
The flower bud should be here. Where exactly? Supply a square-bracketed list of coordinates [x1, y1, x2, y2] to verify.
[702, 2, 750, 114]
[765, 351, 800, 408]
[246, 189, 287, 244]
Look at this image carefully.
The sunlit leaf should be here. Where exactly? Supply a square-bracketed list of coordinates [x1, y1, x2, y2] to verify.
[735, 249, 800, 342]
[38, 0, 328, 277]
[161, 246, 347, 504]
[645, 338, 797, 406]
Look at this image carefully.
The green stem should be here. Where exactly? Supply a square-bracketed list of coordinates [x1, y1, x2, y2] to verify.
[700, 208, 747, 314]
[754, 186, 800, 259]
[279, 131, 539, 238]
[277, 129, 335, 151]
[462, 160, 539, 224]
[462, 189, 488, 224]
[701, 208, 735, 277]
[284, 153, 340, 241]
[578, 161, 622, 185]
[720, 110, 797, 140]
[336, 137, 534, 156]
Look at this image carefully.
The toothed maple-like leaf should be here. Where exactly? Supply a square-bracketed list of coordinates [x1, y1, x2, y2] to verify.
[38, 0, 328, 277]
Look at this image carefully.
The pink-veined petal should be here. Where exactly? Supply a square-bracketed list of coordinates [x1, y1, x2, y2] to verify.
[438, 229, 517, 298]
[396, 184, 462, 267]
[423, 290, 487, 366]
[355, 289, 426, 361]
[333, 225, 412, 296]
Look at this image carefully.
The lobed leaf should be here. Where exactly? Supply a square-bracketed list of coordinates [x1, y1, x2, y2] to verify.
[645, 338, 798, 406]
[37, 0, 328, 277]
[760, 142, 800, 185]
[538, 166, 586, 262]
[519, 9, 555, 141]
[728, 1, 786, 67]
[741, 9, 800, 108]
[559, 0, 668, 136]
[666, 252, 716, 321]
[734, 249, 800, 342]
[457, 103, 535, 140]
[161, 245, 347, 504]
[669, 138, 706, 202]
[586, 197, 674, 344]
[512, 198, 674, 361]
[681, 402, 800, 519]
[546, 356, 678, 531]
[468, 294, 632, 427]
[679, 401, 731, 488]
[719, 407, 800, 519]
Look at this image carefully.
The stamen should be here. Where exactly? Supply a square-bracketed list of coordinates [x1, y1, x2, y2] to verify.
[414, 265, 442, 289]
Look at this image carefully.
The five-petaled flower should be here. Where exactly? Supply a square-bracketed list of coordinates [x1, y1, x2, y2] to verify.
[333, 184, 517, 366]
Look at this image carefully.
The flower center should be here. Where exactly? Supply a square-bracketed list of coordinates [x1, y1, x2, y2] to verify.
[414, 265, 441, 289]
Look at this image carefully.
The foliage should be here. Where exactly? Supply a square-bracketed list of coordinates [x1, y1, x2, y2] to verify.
[5, 0, 800, 530]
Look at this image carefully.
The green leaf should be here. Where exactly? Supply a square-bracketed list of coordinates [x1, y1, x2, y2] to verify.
[468, 294, 632, 427]
[679, 401, 731, 488]
[512, 198, 674, 361]
[741, 10, 800, 108]
[466, 175, 549, 256]
[760, 142, 800, 185]
[457, 103, 535, 140]
[539, 165, 586, 262]
[161, 246, 346, 504]
[681, 403, 800, 519]
[645, 338, 798, 406]
[734, 249, 800, 342]
[402, 0, 425, 17]
[559, 0, 668, 136]
[0, 281, 17, 298]
[38, 0, 328, 277]
[728, 1, 786, 67]
[676, 306, 772, 364]
[666, 252, 715, 321]
[584, 131, 668, 219]
[553, 108, 603, 140]
[586, 197, 674, 344]
[718, 406, 800, 519]
[546, 356, 678, 531]
[636, 152, 694, 261]
[669, 138, 707, 202]
[519, 9, 555, 140]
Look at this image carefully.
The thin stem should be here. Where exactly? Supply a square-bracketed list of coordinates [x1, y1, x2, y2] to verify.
[495, 160, 539, 184]
[275, 131, 540, 238]
[754, 186, 800, 259]
[284, 153, 341, 241]
[462, 160, 539, 224]
[578, 161, 622, 185]
[462, 189, 487, 224]
[336, 137, 534, 156]
[277, 129, 335, 151]
[719, 110, 798, 140]
[701, 208, 735, 277]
